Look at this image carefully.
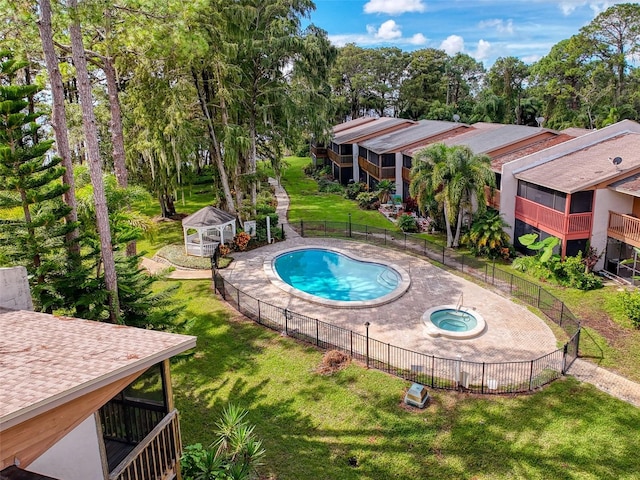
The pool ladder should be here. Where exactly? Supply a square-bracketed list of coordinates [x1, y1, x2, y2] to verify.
[455, 293, 463, 311]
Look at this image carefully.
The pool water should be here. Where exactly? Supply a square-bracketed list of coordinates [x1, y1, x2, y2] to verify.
[430, 309, 478, 332]
[273, 248, 400, 301]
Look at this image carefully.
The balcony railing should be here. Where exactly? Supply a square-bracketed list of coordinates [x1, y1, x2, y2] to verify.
[515, 196, 592, 237]
[310, 145, 327, 157]
[358, 157, 395, 180]
[608, 211, 640, 247]
[484, 186, 500, 209]
[109, 409, 182, 480]
[327, 149, 353, 166]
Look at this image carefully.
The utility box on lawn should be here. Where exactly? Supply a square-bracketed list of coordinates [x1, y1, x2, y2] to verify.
[404, 383, 429, 408]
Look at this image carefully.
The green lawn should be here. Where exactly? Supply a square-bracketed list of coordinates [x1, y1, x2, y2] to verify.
[136, 183, 218, 257]
[139, 158, 640, 479]
[169, 280, 640, 480]
[281, 156, 398, 229]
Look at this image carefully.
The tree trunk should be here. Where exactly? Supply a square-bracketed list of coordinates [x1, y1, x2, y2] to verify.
[37, 0, 80, 257]
[69, 0, 120, 323]
[103, 57, 128, 188]
[443, 200, 454, 248]
[192, 68, 236, 215]
[248, 111, 257, 216]
[103, 55, 137, 256]
[453, 207, 464, 247]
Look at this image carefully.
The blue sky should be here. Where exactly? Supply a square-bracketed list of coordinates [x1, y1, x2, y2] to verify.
[306, 0, 631, 67]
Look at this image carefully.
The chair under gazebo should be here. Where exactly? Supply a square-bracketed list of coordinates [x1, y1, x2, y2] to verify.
[182, 206, 237, 257]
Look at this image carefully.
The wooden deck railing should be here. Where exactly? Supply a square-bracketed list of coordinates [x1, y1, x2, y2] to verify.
[358, 157, 395, 180]
[109, 409, 182, 480]
[515, 196, 592, 237]
[608, 211, 640, 247]
[327, 149, 353, 165]
[310, 145, 327, 157]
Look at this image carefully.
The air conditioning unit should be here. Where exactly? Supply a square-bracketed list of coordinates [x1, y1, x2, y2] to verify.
[404, 383, 429, 408]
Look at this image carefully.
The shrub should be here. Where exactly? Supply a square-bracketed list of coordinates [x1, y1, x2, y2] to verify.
[318, 178, 344, 193]
[404, 196, 418, 213]
[303, 162, 317, 176]
[397, 214, 418, 232]
[555, 253, 602, 290]
[512, 252, 602, 291]
[620, 290, 640, 328]
[356, 191, 379, 210]
[233, 232, 251, 251]
[218, 244, 231, 257]
[344, 182, 367, 200]
[463, 210, 512, 259]
[181, 405, 265, 480]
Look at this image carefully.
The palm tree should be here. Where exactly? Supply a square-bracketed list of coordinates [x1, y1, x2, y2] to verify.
[410, 144, 495, 247]
[376, 179, 395, 204]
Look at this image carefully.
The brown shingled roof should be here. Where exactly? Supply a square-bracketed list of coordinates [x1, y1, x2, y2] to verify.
[492, 133, 576, 171]
[515, 132, 640, 193]
[0, 308, 196, 431]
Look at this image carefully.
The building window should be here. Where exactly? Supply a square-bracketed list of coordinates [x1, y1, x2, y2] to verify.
[369, 151, 380, 165]
[403, 154, 412, 169]
[517, 180, 566, 212]
[566, 238, 588, 257]
[495, 172, 502, 189]
[340, 144, 352, 155]
[381, 153, 395, 167]
[570, 190, 593, 213]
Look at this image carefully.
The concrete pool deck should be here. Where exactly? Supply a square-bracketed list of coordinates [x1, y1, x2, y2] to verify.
[141, 178, 640, 407]
[220, 237, 558, 363]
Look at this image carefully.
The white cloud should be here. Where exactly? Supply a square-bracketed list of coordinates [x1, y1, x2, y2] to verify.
[556, 0, 626, 16]
[440, 35, 465, 55]
[363, 0, 426, 15]
[409, 33, 428, 45]
[473, 40, 492, 61]
[558, 1, 584, 15]
[328, 25, 428, 48]
[478, 19, 514, 34]
[522, 54, 543, 63]
[373, 19, 403, 40]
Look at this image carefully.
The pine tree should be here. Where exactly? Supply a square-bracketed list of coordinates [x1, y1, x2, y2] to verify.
[0, 51, 75, 312]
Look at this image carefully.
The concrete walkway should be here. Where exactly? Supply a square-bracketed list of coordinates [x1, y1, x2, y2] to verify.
[143, 178, 640, 407]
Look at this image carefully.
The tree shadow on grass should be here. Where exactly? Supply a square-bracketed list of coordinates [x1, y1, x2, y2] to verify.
[170, 282, 640, 479]
[441, 378, 640, 479]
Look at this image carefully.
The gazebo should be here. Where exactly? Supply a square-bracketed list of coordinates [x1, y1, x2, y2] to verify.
[182, 206, 237, 257]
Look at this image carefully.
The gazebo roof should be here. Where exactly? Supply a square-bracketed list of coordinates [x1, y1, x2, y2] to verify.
[182, 206, 236, 228]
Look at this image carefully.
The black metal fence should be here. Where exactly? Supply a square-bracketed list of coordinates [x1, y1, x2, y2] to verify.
[296, 219, 581, 350]
[212, 219, 581, 394]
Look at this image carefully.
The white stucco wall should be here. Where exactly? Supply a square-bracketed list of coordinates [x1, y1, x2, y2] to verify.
[352, 142, 359, 182]
[395, 152, 403, 198]
[29, 415, 106, 480]
[0, 266, 34, 311]
[592, 189, 634, 270]
[500, 164, 519, 240]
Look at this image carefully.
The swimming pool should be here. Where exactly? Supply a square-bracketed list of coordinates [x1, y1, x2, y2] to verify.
[264, 247, 411, 308]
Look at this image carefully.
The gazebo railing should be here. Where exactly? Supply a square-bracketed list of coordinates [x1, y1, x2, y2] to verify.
[185, 233, 219, 257]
